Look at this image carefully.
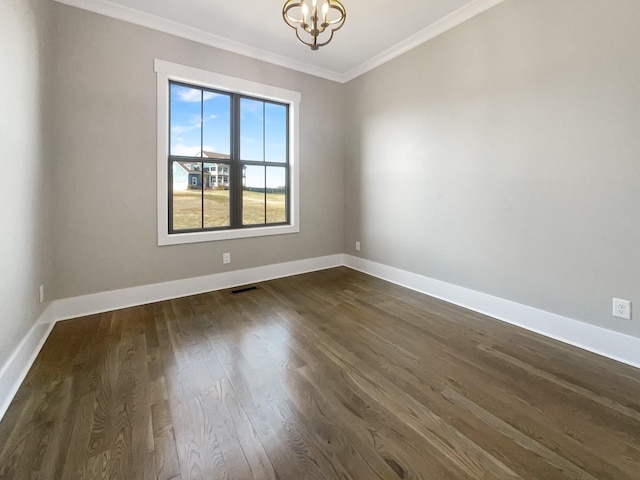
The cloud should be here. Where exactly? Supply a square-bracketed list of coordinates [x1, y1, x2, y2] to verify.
[171, 113, 219, 135]
[171, 125, 194, 135]
[174, 87, 220, 103]
[241, 99, 264, 119]
[171, 144, 218, 157]
[172, 144, 201, 156]
[171, 114, 202, 135]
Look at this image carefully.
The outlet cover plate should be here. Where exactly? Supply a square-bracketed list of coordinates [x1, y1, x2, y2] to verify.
[613, 298, 631, 320]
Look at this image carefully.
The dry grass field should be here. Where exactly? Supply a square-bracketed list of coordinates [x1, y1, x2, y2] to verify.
[172, 189, 286, 230]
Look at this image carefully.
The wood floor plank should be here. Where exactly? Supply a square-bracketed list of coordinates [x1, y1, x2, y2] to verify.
[215, 379, 278, 480]
[1, 267, 640, 479]
[60, 391, 96, 480]
[169, 393, 229, 480]
[151, 398, 180, 480]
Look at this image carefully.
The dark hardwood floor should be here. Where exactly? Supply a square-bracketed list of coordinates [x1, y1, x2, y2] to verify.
[1, 267, 639, 479]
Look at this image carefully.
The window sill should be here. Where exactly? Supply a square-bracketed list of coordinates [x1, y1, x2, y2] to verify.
[158, 224, 300, 246]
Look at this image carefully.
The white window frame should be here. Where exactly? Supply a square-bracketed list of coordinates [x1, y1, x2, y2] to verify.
[155, 59, 301, 246]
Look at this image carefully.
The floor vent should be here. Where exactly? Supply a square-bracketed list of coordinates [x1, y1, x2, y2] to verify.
[230, 286, 258, 295]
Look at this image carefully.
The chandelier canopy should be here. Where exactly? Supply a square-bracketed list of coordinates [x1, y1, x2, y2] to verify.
[282, 0, 346, 51]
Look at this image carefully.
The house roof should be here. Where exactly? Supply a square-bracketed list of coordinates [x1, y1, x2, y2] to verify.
[175, 160, 230, 175]
[202, 151, 231, 159]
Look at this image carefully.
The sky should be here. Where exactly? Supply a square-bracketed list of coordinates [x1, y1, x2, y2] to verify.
[170, 83, 288, 188]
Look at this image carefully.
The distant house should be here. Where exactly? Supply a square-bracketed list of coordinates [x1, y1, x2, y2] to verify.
[173, 162, 189, 191]
[173, 151, 231, 191]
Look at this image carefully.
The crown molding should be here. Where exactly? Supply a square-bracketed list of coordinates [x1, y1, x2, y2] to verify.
[53, 0, 506, 83]
[341, 0, 507, 82]
[53, 0, 345, 83]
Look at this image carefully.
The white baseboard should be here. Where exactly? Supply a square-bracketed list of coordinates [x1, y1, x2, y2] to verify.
[3, 252, 639, 424]
[0, 304, 56, 422]
[53, 254, 345, 321]
[344, 255, 640, 370]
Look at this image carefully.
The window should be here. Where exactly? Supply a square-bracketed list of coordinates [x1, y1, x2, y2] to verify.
[155, 60, 301, 246]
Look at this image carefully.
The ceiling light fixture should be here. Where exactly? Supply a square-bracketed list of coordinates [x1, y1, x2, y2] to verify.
[282, 0, 346, 51]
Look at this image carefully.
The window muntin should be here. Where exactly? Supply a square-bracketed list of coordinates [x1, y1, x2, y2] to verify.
[168, 82, 290, 234]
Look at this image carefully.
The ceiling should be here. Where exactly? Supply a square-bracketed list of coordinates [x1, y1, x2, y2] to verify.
[55, 0, 505, 82]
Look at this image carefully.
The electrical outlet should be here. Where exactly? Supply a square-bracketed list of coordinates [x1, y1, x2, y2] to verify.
[223, 252, 231, 264]
[355, 241, 361, 251]
[39, 284, 44, 303]
[613, 298, 631, 320]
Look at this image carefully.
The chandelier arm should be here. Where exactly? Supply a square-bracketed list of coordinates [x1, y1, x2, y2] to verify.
[328, 1, 346, 17]
[311, 29, 335, 48]
[323, 17, 345, 29]
[282, 1, 304, 27]
[319, 1, 345, 33]
[294, 28, 314, 48]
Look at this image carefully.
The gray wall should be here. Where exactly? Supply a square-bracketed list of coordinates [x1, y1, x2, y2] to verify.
[344, 0, 640, 337]
[0, 0, 53, 367]
[50, 4, 345, 299]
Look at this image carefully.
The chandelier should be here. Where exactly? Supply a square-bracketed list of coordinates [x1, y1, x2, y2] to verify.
[282, 0, 346, 51]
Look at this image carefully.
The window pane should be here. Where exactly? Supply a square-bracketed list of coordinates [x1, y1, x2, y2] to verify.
[203, 163, 230, 228]
[170, 84, 203, 157]
[243, 165, 265, 225]
[265, 103, 287, 163]
[240, 98, 264, 161]
[202, 92, 231, 157]
[266, 167, 287, 223]
[172, 161, 202, 230]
